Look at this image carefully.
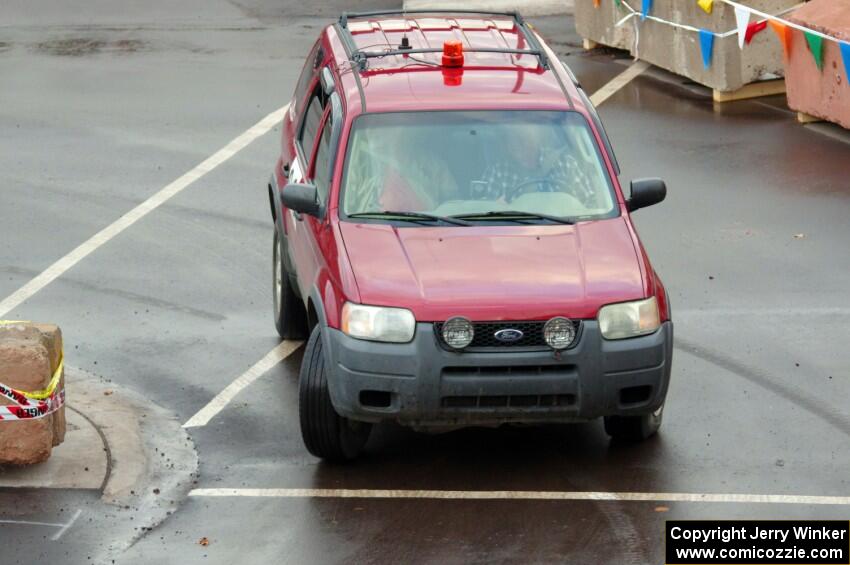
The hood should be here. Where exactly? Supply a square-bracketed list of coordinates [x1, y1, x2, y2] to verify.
[338, 218, 645, 321]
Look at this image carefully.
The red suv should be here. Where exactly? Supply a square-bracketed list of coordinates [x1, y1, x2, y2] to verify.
[269, 10, 672, 460]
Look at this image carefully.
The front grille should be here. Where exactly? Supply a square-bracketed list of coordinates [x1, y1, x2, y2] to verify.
[434, 320, 582, 350]
[441, 394, 575, 409]
[442, 365, 572, 378]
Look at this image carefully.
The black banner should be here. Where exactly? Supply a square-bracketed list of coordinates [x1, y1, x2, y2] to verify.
[666, 520, 850, 565]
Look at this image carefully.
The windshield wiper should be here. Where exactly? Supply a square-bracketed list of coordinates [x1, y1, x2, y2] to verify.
[451, 210, 575, 225]
[348, 210, 472, 226]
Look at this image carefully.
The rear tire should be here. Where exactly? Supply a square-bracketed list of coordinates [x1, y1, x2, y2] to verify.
[604, 404, 664, 441]
[299, 326, 371, 461]
[273, 229, 307, 339]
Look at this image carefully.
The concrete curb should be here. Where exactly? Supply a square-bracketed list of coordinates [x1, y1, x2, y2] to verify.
[0, 367, 199, 562]
[63, 367, 199, 559]
[0, 404, 106, 489]
[402, 0, 574, 17]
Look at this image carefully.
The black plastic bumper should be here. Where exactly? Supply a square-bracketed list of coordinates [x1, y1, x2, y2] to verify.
[322, 321, 673, 427]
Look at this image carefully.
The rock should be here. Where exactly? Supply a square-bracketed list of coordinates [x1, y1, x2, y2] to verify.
[0, 322, 66, 465]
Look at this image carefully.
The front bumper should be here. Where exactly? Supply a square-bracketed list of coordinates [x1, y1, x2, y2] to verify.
[323, 321, 673, 427]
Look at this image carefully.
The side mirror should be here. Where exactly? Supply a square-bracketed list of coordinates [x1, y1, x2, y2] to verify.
[280, 183, 321, 217]
[627, 178, 666, 212]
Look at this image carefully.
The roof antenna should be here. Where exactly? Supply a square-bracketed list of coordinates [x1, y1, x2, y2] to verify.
[399, 7, 412, 51]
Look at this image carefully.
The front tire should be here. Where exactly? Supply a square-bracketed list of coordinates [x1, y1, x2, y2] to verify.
[299, 326, 371, 461]
[604, 404, 664, 442]
[273, 229, 307, 339]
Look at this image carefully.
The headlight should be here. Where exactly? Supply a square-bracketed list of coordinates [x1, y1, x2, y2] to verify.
[341, 302, 415, 343]
[598, 297, 660, 340]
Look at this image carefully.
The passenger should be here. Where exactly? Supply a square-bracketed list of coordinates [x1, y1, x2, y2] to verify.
[346, 128, 457, 213]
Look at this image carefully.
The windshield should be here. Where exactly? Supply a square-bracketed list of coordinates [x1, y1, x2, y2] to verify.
[341, 111, 618, 222]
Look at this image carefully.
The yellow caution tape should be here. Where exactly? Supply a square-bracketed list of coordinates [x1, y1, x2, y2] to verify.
[0, 320, 64, 400]
[19, 353, 64, 400]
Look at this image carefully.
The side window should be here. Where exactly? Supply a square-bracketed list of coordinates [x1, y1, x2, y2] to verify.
[311, 117, 333, 204]
[298, 90, 325, 164]
[292, 41, 322, 113]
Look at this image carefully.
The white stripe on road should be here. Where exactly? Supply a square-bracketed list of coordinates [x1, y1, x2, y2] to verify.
[50, 509, 82, 541]
[0, 508, 82, 541]
[182, 339, 303, 428]
[0, 105, 289, 319]
[678, 307, 850, 317]
[0, 519, 64, 527]
[589, 60, 650, 107]
[189, 488, 850, 506]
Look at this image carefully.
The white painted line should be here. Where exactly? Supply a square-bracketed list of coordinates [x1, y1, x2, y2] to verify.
[589, 60, 650, 107]
[50, 509, 82, 541]
[0, 519, 64, 528]
[0, 508, 81, 541]
[0, 105, 289, 319]
[678, 307, 850, 317]
[182, 340, 303, 428]
[189, 488, 850, 506]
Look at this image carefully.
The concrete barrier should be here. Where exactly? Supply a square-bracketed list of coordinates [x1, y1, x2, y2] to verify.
[0, 322, 66, 465]
[785, 1, 850, 129]
[403, 1, 575, 17]
[576, 0, 796, 97]
[574, 0, 634, 51]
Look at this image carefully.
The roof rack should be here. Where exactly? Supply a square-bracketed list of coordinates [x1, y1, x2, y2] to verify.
[337, 9, 550, 71]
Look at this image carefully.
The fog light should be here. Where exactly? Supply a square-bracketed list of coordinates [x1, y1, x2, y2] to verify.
[543, 317, 576, 350]
[442, 317, 473, 349]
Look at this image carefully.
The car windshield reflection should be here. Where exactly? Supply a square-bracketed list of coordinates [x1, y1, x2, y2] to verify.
[341, 111, 619, 224]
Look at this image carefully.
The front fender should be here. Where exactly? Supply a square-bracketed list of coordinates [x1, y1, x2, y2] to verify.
[309, 275, 345, 330]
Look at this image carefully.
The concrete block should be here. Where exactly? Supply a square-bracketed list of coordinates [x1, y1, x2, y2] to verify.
[575, 0, 634, 51]
[0, 323, 66, 465]
[785, 1, 850, 130]
[403, 0, 575, 17]
[575, 0, 796, 92]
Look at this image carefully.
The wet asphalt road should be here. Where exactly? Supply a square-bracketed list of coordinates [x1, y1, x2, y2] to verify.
[2, 0, 850, 563]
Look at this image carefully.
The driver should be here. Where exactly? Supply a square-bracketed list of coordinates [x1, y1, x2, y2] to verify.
[475, 126, 595, 205]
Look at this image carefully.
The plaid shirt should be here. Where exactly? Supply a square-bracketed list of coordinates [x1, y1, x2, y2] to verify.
[476, 148, 596, 205]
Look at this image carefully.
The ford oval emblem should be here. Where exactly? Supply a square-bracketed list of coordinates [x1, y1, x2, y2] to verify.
[494, 328, 524, 343]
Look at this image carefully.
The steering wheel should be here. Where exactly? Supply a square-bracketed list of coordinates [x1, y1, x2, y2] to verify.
[507, 177, 557, 202]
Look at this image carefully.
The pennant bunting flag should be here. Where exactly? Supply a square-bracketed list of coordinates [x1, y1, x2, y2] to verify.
[641, 0, 652, 21]
[769, 20, 792, 58]
[744, 20, 767, 45]
[734, 6, 750, 50]
[699, 29, 715, 69]
[603, 0, 849, 80]
[594, 0, 600, 8]
[841, 42, 850, 86]
[804, 31, 824, 70]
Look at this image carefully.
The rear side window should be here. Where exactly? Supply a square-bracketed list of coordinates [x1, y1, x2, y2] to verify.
[312, 118, 333, 204]
[298, 93, 324, 163]
[292, 42, 321, 112]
